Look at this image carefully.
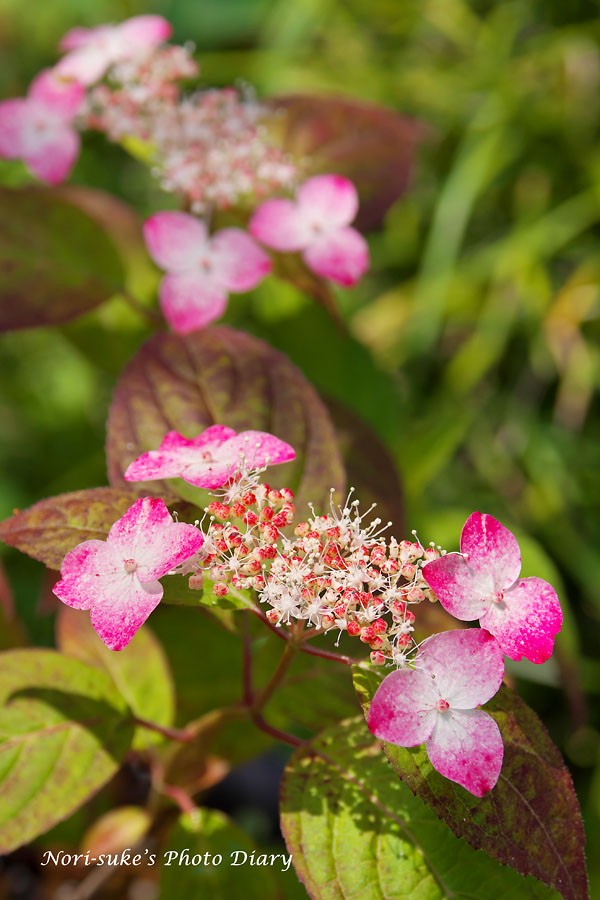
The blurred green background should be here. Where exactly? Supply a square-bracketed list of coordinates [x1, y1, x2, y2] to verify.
[1, 0, 599, 893]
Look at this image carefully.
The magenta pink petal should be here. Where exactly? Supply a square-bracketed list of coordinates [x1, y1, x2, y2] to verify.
[422, 553, 492, 621]
[297, 174, 359, 228]
[28, 70, 84, 119]
[124, 448, 188, 482]
[159, 272, 227, 334]
[303, 226, 369, 286]
[144, 212, 208, 273]
[418, 629, 504, 708]
[460, 512, 521, 591]
[107, 497, 173, 556]
[480, 576, 563, 664]
[179, 461, 242, 490]
[367, 668, 439, 747]
[26, 128, 80, 185]
[119, 15, 173, 48]
[226, 431, 296, 468]
[249, 199, 308, 251]
[136, 522, 202, 581]
[426, 708, 503, 797]
[0, 99, 28, 158]
[210, 229, 272, 292]
[89, 578, 164, 651]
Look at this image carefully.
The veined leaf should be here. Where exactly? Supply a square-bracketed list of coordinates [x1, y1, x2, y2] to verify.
[354, 669, 588, 900]
[0, 649, 134, 853]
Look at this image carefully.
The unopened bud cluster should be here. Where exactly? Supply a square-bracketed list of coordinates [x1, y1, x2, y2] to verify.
[188, 481, 444, 668]
[83, 46, 298, 213]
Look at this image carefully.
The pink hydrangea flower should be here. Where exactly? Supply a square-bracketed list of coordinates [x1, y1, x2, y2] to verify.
[367, 628, 505, 796]
[422, 512, 563, 664]
[249, 174, 369, 286]
[56, 15, 173, 85]
[0, 70, 84, 184]
[143, 211, 272, 334]
[124, 425, 295, 489]
[53, 497, 203, 650]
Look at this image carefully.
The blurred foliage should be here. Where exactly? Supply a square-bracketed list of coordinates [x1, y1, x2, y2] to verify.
[1, 0, 600, 894]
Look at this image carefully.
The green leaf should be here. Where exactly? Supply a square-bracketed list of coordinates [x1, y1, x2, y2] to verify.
[353, 669, 588, 900]
[280, 715, 558, 900]
[0, 186, 124, 331]
[0, 487, 139, 570]
[0, 561, 27, 649]
[159, 809, 281, 900]
[106, 325, 345, 516]
[56, 605, 175, 751]
[268, 94, 422, 231]
[0, 649, 134, 853]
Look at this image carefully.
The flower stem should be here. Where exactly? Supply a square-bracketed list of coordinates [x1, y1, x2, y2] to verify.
[251, 641, 297, 714]
[133, 716, 196, 743]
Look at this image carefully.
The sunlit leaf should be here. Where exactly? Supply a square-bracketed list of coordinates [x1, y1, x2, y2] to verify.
[281, 715, 556, 899]
[354, 669, 588, 900]
[0, 649, 134, 853]
[56, 605, 175, 751]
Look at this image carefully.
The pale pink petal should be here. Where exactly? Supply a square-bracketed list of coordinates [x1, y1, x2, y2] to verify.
[89, 577, 163, 651]
[59, 26, 98, 51]
[56, 46, 114, 86]
[118, 15, 173, 48]
[303, 226, 369, 286]
[26, 128, 80, 185]
[480, 577, 563, 664]
[188, 425, 238, 447]
[422, 552, 492, 621]
[426, 709, 503, 796]
[297, 174, 359, 228]
[210, 229, 272, 292]
[144, 212, 208, 273]
[367, 668, 439, 746]
[225, 431, 296, 468]
[159, 272, 227, 334]
[249, 199, 309, 251]
[53, 541, 117, 610]
[460, 512, 521, 591]
[0, 100, 29, 158]
[418, 629, 504, 708]
[106, 497, 202, 580]
[28, 70, 84, 119]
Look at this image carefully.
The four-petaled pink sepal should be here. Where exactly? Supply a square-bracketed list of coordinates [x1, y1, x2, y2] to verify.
[367, 628, 505, 796]
[56, 15, 173, 85]
[52, 497, 203, 650]
[124, 424, 295, 489]
[0, 69, 84, 185]
[143, 212, 272, 334]
[249, 174, 370, 286]
[422, 512, 563, 664]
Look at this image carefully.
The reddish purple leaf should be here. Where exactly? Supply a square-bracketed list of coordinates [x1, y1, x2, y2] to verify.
[106, 326, 345, 515]
[267, 94, 423, 231]
[0, 488, 138, 570]
[354, 669, 588, 900]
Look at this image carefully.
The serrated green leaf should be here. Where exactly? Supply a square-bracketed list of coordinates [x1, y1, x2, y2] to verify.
[106, 326, 345, 517]
[0, 649, 134, 853]
[0, 186, 124, 331]
[56, 605, 175, 751]
[160, 809, 281, 899]
[281, 715, 558, 900]
[353, 668, 588, 900]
